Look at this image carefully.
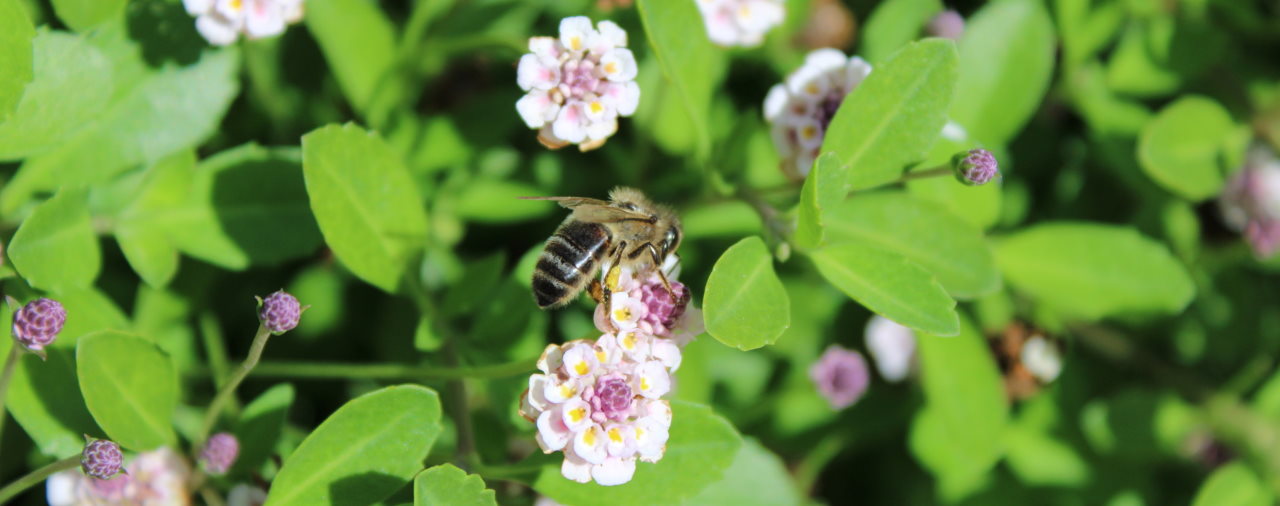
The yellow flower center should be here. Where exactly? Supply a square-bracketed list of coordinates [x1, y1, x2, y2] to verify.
[230, 0, 243, 9]
[596, 350, 607, 362]
[635, 427, 645, 439]
[574, 361, 589, 376]
[570, 36, 583, 51]
[569, 407, 587, 423]
[558, 384, 576, 398]
[609, 427, 623, 443]
[622, 332, 636, 350]
[614, 307, 632, 321]
[583, 426, 597, 445]
[590, 101, 605, 114]
[802, 125, 818, 140]
[640, 377, 650, 391]
[604, 62, 619, 74]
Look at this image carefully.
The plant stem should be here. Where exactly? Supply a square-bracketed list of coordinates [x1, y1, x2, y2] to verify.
[229, 357, 538, 381]
[198, 312, 238, 416]
[793, 432, 846, 495]
[0, 455, 79, 503]
[895, 165, 951, 182]
[0, 345, 22, 456]
[445, 340, 477, 471]
[193, 323, 272, 454]
[737, 187, 793, 255]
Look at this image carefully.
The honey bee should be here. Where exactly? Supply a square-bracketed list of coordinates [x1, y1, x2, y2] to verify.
[524, 187, 683, 313]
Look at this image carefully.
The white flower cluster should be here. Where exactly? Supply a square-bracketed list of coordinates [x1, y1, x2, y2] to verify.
[764, 49, 872, 179]
[1221, 145, 1280, 258]
[48, 447, 190, 506]
[520, 260, 702, 486]
[183, 0, 304, 46]
[517, 17, 640, 152]
[864, 315, 915, 383]
[697, 0, 785, 47]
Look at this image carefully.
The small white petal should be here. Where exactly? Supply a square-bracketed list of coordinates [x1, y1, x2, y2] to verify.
[516, 92, 560, 129]
[244, 0, 285, 39]
[596, 20, 628, 48]
[560, 398, 593, 432]
[529, 36, 563, 61]
[583, 98, 614, 122]
[736, 0, 784, 34]
[792, 117, 824, 150]
[45, 470, 79, 506]
[651, 339, 682, 372]
[559, 16, 598, 53]
[592, 458, 637, 486]
[805, 48, 850, 74]
[635, 361, 671, 398]
[599, 48, 638, 82]
[573, 425, 608, 465]
[280, 0, 303, 23]
[585, 116, 618, 142]
[560, 452, 593, 483]
[552, 102, 589, 144]
[183, 0, 213, 15]
[562, 342, 598, 377]
[941, 120, 968, 142]
[196, 14, 240, 46]
[537, 343, 564, 374]
[1021, 336, 1063, 383]
[786, 66, 831, 100]
[600, 81, 640, 117]
[214, 0, 244, 20]
[537, 408, 572, 452]
[702, 8, 740, 46]
[793, 150, 817, 178]
[518, 54, 561, 91]
[763, 84, 789, 121]
[543, 377, 578, 404]
[845, 57, 873, 91]
[528, 374, 552, 412]
[865, 315, 916, 382]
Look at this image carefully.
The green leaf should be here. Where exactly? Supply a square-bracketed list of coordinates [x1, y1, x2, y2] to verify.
[8, 189, 101, 292]
[994, 222, 1195, 319]
[1, 338, 101, 458]
[454, 180, 553, 224]
[301, 124, 429, 293]
[0, 0, 35, 121]
[1138, 95, 1236, 201]
[0, 30, 113, 159]
[1191, 462, 1273, 506]
[636, 0, 725, 160]
[904, 131, 1002, 230]
[909, 315, 1007, 500]
[305, 0, 401, 123]
[48, 286, 131, 347]
[51, 0, 127, 32]
[809, 243, 959, 335]
[795, 153, 847, 249]
[116, 151, 195, 286]
[825, 191, 999, 298]
[163, 144, 323, 268]
[822, 39, 958, 190]
[414, 464, 497, 506]
[702, 237, 790, 350]
[1004, 425, 1090, 487]
[533, 401, 742, 506]
[76, 330, 178, 451]
[0, 47, 240, 215]
[232, 383, 295, 477]
[266, 385, 443, 506]
[683, 438, 802, 505]
[860, 0, 942, 64]
[949, 0, 1056, 146]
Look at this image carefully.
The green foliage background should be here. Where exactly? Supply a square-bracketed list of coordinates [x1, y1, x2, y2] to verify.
[1, 0, 1279, 504]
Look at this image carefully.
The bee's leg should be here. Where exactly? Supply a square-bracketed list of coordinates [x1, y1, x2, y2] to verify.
[643, 243, 677, 298]
[598, 243, 627, 333]
[588, 279, 606, 305]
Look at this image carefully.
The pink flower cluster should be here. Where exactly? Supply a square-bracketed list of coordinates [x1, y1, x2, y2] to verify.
[521, 261, 702, 486]
[1220, 145, 1280, 258]
[48, 447, 191, 506]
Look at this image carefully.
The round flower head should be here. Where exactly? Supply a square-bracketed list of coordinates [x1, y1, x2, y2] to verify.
[12, 297, 66, 356]
[258, 290, 303, 334]
[520, 340, 676, 486]
[516, 17, 640, 152]
[696, 0, 785, 47]
[764, 49, 873, 179]
[864, 315, 916, 382]
[48, 447, 190, 506]
[201, 432, 240, 475]
[952, 148, 999, 186]
[1220, 145, 1280, 258]
[925, 9, 965, 40]
[183, 0, 305, 45]
[809, 345, 870, 410]
[81, 437, 123, 480]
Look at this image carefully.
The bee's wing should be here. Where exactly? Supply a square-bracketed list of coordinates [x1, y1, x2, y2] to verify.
[520, 196, 654, 223]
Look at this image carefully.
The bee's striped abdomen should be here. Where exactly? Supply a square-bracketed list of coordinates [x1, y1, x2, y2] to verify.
[532, 222, 609, 308]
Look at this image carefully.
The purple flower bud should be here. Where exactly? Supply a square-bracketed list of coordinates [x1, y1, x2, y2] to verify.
[925, 9, 965, 40]
[200, 432, 239, 475]
[809, 345, 870, 410]
[952, 148, 999, 186]
[639, 280, 689, 332]
[586, 373, 635, 422]
[12, 297, 66, 353]
[81, 438, 123, 480]
[258, 290, 301, 334]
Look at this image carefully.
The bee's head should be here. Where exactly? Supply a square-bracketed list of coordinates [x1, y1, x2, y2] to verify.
[659, 216, 682, 258]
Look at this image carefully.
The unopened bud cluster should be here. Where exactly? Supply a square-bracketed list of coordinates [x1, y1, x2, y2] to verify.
[81, 437, 123, 480]
[952, 148, 999, 186]
[259, 290, 303, 334]
[12, 297, 66, 355]
[520, 257, 702, 486]
[200, 432, 240, 475]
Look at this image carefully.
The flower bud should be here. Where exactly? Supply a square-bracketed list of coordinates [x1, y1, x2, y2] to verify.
[952, 148, 999, 186]
[200, 432, 240, 475]
[81, 437, 123, 480]
[257, 290, 302, 334]
[1021, 335, 1063, 383]
[925, 10, 965, 40]
[809, 345, 870, 410]
[864, 315, 916, 382]
[12, 297, 66, 357]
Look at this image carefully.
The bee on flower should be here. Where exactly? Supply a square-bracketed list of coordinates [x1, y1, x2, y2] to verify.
[182, 0, 305, 46]
[696, 0, 785, 48]
[763, 49, 873, 180]
[516, 17, 640, 152]
[520, 341, 674, 486]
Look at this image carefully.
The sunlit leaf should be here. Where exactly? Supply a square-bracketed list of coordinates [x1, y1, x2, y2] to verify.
[414, 464, 497, 506]
[232, 383, 295, 477]
[809, 243, 959, 335]
[0, 30, 112, 158]
[1191, 462, 1273, 506]
[703, 237, 790, 350]
[1, 336, 101, 458]
[51, 0, 127, 32]
[7, 189, 101, 292]
[636, 0, 726, 160]
[305, 0, 402, 123]
[77, 330, 178, 451]
[0, 0, 35, 121]
[1138, 95, 1237, 201]
[795, 153, 847, 249]
[684, 438, 802, 505]
[860, 0, 942, 64]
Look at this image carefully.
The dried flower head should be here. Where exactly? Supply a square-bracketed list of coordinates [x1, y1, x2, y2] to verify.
[81, 437, 123, 480]
[12, 297, 66, 357]
[925, 9, 965, 40]
[864, 315, 916, 382]
[183, 0, 304, 46]
[810, 345, 871, 409]
[764, 49, 873, 179]
[200, 432, 240, 475]
[697, 0, 785, 47]
[952, 148, 999, 186]
[516, 17, 639, 152]
[1220, 145, 1280, 258]
[258, 290, 303, 334]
